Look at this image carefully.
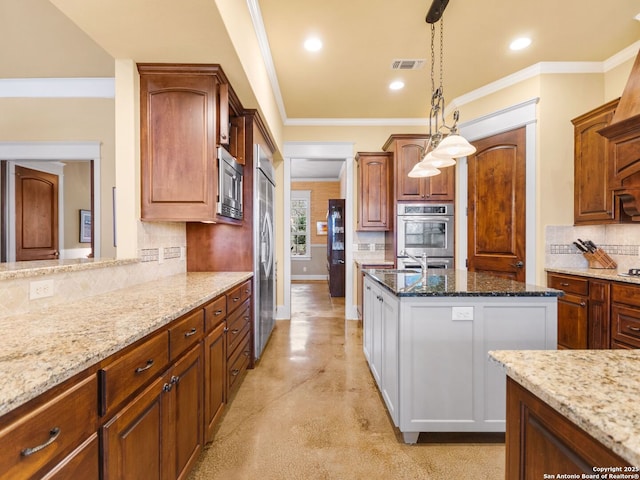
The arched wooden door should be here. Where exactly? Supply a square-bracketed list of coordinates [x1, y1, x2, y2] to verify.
[467, 127, 526, 281]
[15, 165, 59, 261]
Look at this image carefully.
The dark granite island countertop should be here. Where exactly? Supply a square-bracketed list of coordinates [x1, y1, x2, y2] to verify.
[364, 268, 564, 297]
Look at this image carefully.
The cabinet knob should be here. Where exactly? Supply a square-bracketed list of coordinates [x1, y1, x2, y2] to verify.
[184, 327, 198, 338]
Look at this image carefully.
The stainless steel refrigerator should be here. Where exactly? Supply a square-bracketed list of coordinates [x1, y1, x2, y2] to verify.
[254, 145, 276, 360]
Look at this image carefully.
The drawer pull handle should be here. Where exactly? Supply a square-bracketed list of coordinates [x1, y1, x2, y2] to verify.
[245, 289, 250, 294]
[231, 329, 240, 335]
[214, 310, 223, 316]
[244, 350, 250, 357]
[628, 326, 640, 332]
[560, 283, 570, 287]
[244, 316, 250, 322]
[135, 359, 154, 373]
[21, 427, 60, 457]
[231, 369, 240, 376]
[184, 327, 198, 338]
[579, 302, 586, 307]
[233, 297, 240, 302]
[223, 327, 229, 333]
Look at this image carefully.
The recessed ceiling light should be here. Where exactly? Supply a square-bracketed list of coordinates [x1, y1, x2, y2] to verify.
[510, 37, 532, 51]
[389, 80, 405, 91]
[304, 37, 323, 52]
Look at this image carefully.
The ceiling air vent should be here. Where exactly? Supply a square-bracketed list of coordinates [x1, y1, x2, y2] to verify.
[391, 59, 426, 70]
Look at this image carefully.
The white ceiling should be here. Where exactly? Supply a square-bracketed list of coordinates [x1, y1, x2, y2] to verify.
[8, 0, 640, 178]
[290, 158, 345, 180]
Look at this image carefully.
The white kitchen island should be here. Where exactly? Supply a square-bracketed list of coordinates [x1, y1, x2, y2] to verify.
[362, 269, 561, 444]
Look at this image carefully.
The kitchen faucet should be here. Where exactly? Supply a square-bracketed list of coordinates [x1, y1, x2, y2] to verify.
[400, 250, 428, 280]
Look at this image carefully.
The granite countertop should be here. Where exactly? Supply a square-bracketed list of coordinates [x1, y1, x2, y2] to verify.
[489, 349, 640, 466]
[0, 257, 139, 281]
[546, 266, 640, 285]
[0, 271, 252, 417]
[365, 269, 563, 297]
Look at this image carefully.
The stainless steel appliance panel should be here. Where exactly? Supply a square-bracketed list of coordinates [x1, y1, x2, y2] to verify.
[254, 145, 276, 360]
[396, 203, 454, 258]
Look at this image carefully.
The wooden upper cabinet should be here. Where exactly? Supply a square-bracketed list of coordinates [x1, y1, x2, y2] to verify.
[356, 152, 392, 231]
[139, 64, 237, 222]
[572, 98, 620, 224]
[383, 134, 455, 202]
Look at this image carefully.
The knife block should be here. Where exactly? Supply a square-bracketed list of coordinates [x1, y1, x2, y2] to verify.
[583, 248, 617, 269]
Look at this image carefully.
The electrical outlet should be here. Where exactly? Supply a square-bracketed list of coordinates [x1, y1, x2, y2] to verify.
[30, 279, 54, 300]
[451, 306, 473, 320]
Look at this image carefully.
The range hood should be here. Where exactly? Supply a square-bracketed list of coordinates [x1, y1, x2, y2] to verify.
[600, 48, 640, 220]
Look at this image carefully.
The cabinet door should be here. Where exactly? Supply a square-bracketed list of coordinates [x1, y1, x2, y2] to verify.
[171, 344, 203, 480]
[395, 139, 428, 200]
[204, 322, 227, 442]
[557, 293, 588, 349]
[362, 278, 374, 363]
[370, 284, 383, 386]
[427, 165, 455, 201]
[357, 153, 392, 231]
[506, 377, 630, 478]
[588, 280, 610, 349]
[103, 375, 170, 480]
[572, 99, 619, 224]
[380, 288, 399, 426]
[139, 67, 217, 221]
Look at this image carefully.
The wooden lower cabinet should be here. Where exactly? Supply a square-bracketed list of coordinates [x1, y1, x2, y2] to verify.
[506, 377, 629, 478]
[204, 321, 226, 442]
[0, 374, 99, 480]
[548, 271, 640, 350]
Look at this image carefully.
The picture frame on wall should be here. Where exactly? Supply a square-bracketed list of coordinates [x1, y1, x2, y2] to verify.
[79, 209, 92, 243]
[316, 221, 328, 235]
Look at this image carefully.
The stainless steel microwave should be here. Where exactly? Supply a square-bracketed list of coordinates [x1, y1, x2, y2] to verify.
[217, 146, 243, 220]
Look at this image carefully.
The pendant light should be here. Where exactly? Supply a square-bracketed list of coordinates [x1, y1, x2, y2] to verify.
[408, 7, 476, 178]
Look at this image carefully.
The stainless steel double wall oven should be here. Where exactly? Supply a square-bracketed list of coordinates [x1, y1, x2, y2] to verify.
[396, 203, 454, 269]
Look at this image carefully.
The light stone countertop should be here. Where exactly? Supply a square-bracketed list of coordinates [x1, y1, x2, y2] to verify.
[0, 271, 252, 417]
[0, 258, 139, 281]
[546, 266, 640, 285]
[489, 349, 640, 466]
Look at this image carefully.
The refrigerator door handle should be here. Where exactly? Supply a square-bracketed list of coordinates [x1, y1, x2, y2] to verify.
[262, 210, 274, 278]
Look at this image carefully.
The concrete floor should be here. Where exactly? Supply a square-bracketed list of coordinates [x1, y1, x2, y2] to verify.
[188, 281, 505, 479]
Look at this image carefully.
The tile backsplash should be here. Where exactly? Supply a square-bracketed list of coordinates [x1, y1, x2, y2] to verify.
[0, 221, 187, 318]
[546, 224, 640, 271]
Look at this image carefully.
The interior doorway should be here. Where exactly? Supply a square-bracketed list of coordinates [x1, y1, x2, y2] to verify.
[281, 142, 356, 321]
[0, 141, 102, 262]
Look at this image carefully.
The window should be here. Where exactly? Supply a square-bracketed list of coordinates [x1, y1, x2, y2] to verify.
[291, 190, 310, 257]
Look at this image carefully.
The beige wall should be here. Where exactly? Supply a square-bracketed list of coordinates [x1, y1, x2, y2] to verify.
[63, 161, 92, 250]
[0, 97, 117, 259]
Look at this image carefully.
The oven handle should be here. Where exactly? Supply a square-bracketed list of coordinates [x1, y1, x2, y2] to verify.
[399, 216, 451, 222]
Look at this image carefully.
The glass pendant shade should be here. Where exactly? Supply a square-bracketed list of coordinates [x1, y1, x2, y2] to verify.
[408, 161, 441, 178]
[421, 151, 456, 168]
[431, 134, 477, 159]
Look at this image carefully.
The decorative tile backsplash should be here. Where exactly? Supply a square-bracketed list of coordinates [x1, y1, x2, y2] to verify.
[546, 224, 640, 271]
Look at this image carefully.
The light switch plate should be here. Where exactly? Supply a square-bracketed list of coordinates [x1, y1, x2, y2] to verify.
[452, 306, 473, 320]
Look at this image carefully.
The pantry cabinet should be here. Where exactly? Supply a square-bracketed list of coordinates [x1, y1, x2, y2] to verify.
[382, 134, 455, 202]
[356, 152, 393, 231]
[138, 64, 243, 223]
[572, 98, 620, 224]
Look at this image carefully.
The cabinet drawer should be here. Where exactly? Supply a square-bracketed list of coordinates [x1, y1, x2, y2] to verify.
[227, 280, 252, 313]
[0, 375, 97, 480]
[612, 283, 640, 308]
[226, 299, 251, 357]
[205, 295, 227, 332]
[612, 305, 640, 348]
[228, 332, 251, 393]
[547, 273, 588, 296]
[100, 332, 169, 415]
[169, 309, 204, 361]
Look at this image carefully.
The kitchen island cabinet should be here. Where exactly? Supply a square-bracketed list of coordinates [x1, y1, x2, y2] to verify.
[490, 350, 637, 476]
[363, 270, 560, 444]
